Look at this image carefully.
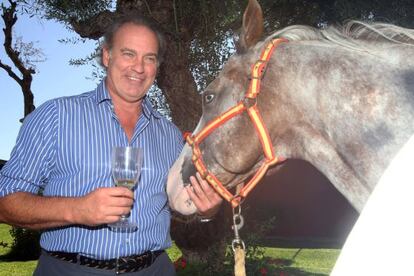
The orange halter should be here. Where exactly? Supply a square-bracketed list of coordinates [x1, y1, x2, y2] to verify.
[185, 38, 288, 207]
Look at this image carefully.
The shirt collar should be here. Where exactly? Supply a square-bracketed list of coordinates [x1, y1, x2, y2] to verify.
[95, 79, 162, 119]
[95, 79, 111, 104]
[142, 97, 162, 119]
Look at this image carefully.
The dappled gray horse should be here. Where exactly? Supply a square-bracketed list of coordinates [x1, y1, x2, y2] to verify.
[167, 0, 414, 215]
[167, 0, 414, 273]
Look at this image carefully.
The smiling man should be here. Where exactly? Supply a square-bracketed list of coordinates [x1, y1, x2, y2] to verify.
[0, 13, 222, 276]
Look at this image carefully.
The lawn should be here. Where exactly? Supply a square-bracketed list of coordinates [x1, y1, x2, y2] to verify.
[0, 224, 340, 275]
[0, 224, 37, 276]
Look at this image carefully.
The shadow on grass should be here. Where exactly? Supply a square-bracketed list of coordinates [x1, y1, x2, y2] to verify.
[0, 250, 39, 262]
[0, 242, 40, 262]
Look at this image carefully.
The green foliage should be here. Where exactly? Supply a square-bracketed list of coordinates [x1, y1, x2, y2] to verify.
[190, 30, 236, 91]
[238, 216, 278, 275]
[4, 227, 41, 261]
[26, 0, 113, 23]
[12, 36, 46, 71]
[0, 241, 8, 249]
[174, 216, 279, 275]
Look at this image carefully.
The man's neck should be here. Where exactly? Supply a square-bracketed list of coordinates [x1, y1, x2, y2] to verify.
[112, 99, 143, 142]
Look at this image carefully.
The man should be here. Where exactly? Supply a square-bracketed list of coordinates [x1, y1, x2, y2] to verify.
[0, 14, 222, 275]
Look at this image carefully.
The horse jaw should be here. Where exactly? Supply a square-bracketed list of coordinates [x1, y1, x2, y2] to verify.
[167, 145, 197, 215]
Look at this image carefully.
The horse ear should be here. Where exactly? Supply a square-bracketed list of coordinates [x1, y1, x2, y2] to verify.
[235, 0, 264, 53]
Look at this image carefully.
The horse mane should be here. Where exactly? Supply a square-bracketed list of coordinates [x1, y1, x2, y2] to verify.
[264, 21, 414, 53]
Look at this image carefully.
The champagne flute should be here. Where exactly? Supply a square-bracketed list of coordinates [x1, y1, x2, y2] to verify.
[108, 146, 143, 232]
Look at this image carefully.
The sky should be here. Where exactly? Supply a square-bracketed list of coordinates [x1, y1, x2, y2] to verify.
[0, 8, 98, 160]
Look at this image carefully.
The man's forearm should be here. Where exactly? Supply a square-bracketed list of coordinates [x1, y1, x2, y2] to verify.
[0, 192, 77, 230]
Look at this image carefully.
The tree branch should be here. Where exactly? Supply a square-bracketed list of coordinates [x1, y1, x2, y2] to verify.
[2, 1, 35, 76]
[1, 0, 35, 117]
[0, 59, 21, 84]
[69, 10, 115, 40]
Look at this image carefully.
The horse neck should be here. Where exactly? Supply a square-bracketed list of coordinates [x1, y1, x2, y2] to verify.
[261, 41, 414, 211]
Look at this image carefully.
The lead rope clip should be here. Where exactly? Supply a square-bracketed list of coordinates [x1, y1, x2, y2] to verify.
[231, 206, 245, 251]
[232, 205, 246, 276]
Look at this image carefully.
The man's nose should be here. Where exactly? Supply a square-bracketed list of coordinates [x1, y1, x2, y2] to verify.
[131, 58, 144, 73]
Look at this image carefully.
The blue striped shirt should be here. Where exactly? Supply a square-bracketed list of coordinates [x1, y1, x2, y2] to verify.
[0, 80, 184, 259]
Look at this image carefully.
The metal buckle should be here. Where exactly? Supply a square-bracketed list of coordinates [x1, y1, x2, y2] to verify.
[243, 97, 257, 108]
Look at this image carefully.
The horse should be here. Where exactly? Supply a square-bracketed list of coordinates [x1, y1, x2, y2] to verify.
[167, 0, 414, 273]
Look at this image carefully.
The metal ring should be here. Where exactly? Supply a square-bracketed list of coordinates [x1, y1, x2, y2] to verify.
[199, 217, 213, 223]
[231, 239, 246, 252]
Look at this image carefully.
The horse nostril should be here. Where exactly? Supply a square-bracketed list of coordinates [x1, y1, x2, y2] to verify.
[181, 158, 197, 187]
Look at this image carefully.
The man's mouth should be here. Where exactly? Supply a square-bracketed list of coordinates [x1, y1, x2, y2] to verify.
[126, 76, 144, 81]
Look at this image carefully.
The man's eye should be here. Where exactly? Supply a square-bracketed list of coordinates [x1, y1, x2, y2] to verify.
[123, 52, 135, 58]
[144, 56, 157, 64]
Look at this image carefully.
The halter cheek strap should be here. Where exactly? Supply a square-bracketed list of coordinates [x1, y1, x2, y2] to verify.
[186, 38, 288, 207]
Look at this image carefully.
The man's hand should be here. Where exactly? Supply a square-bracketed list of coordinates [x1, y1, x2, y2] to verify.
[74, 187, 134, 226]
[185, 172, 223, 219]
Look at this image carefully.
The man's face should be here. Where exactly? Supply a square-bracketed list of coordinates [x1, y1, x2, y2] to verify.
[103, 23, 159, 104]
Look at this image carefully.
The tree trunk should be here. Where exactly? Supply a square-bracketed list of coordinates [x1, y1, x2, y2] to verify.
[22, 72, 35, 118]
[157, 35, 201, 132]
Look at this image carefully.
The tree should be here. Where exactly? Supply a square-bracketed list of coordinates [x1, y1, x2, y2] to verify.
[0, 0, 45, 121]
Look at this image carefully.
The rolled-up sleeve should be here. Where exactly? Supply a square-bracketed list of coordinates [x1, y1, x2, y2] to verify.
[0, 100, 58, 197]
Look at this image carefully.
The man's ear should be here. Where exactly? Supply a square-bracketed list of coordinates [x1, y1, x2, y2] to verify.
[102, 46, 110, 67]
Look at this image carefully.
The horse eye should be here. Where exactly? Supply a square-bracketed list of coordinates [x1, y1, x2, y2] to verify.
[204, 94, 215, 103]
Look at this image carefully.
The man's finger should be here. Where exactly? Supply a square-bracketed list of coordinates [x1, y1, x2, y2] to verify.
[189, 175, 205, 198]
[196, 172, 217, 199]
[112, 187, 135, 196]
[185, 185, 202, 207]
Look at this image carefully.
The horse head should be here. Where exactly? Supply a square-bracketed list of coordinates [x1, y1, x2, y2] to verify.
[167, 0, 284, 214]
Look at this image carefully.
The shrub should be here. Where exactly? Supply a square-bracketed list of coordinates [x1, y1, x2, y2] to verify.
[5, 227, 41, 260]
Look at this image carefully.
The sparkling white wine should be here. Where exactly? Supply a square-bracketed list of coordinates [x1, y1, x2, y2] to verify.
[115, 179, 136, 190]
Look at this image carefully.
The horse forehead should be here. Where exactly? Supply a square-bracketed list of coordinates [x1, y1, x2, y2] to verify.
[216, 57, 248, 86]
[223, 61, 245, 78]
[206, 74, 239, 95]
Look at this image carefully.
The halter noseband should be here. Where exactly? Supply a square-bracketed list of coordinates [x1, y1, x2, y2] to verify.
[185, 38, 288, 207]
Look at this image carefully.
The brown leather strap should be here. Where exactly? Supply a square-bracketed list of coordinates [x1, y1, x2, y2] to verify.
[45, 249, 164, 273]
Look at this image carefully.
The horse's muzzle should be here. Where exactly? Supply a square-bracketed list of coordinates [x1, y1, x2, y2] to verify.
[181, 157, 198, 187]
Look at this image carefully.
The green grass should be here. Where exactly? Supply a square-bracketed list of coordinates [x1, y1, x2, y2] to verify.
[0, 225, 37, 276]
[0, 224, 339, 275]
[261, 247, 340, 275]
[0, 225, 12, 256]
[174, 247, 339, 275]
